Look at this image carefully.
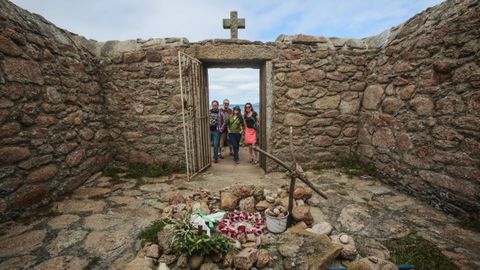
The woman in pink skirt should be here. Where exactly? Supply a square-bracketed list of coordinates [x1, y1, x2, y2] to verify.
[243, 102, 259, 164]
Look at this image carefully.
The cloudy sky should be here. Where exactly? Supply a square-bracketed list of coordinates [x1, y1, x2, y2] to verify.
[12, 0, 444, 104]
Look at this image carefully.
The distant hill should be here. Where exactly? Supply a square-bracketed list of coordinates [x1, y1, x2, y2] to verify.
[230, 103, 260, 113]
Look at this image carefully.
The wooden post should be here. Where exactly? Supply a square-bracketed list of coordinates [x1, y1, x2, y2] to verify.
[251, 148, 328, 200]
[287, 127, 296, 226]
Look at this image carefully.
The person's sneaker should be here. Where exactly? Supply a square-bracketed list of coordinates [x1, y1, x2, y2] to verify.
[214, 159, 218, 163]
[235, 160, 240, 164]
[219, 154, 224, 159]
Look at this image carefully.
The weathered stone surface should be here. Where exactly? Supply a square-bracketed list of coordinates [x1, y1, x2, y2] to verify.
[351, 82, 367, 91]
[0, 35, 23, 56]
[188, 255, 204, 270]
[313, 135, 334, 147]
[284, 113, 308, 126]
[125, 257, 154, 270]
[145, 244, 160, 258]
[239, 196, 256, 213]
[382, 98, 403, 114]
[292, 205, 314, 225]
[0, 146, 31, 164]
[340, 99, 360, 114]
[419, 170, 477, 198]
[279, 229, 342, 269]
[54, 199, 106, 213]
[293, 186, 312, 200]
[0, 255, 36, 270]
[47, 229, 88, 255]
[220, 192, 238, 211]
[286, 72, 305, 88]
[2, 58, 44, 85]
[47, 214, 80, 229]
[314, 95, 341, 110]
[410, 96, 434, 116]
[305, 69, 326, 82]
[157, 226, 175, 255]
[26, 164, 57, 183]
[14, 186, 49, 209]
[331, 234, 358, 260]
[33, 256, 89, 270]
[66, 148, 85, 167]
[0, 229, 47, 257]
[255, 249, 271, 269]
[84, 224, 134, 257]
[0, 122, 21, 137]
[84, 214, 122, 230]
[347, 256, 397, 270]
[234, 247, 257, 270]
[338, 204, 371, 232]
[309, 222, 333, 235]
[372, 128, 395, 148]
[255, 200, 271, 211]
[18, 155, 53, 170]
[363, 85, 384, 110]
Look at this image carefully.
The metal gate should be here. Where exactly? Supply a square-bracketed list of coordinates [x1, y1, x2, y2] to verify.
[178, 52, 211, 180]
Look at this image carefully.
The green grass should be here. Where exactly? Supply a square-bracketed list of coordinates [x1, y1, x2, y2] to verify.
[102, 161, 183, 182]
[137, 219, 169, 243]
[124, 162, 182, 179]
[339, 152, 377, 177]
[387, 234, 459, 270]
[83, 257, 100, 270]
[457, 217, 480, 233]
[102, 166, 125, 182]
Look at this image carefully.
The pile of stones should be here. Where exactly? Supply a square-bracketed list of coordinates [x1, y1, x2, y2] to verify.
[126, 184, 399, 270]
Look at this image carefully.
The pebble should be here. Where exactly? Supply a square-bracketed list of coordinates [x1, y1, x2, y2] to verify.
[311, 222, 333, 235]
[340, 234, 349, 244]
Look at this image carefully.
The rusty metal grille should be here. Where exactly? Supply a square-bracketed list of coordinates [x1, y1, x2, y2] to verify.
[178, 52, 210, 180]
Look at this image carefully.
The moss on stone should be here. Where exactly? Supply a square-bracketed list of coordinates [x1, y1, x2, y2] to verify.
[387, 234, 459, 270]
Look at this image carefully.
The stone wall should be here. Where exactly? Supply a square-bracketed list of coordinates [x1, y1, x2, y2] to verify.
[359, 0, 480, 217]
[270, 36, 377, 168]
[0, 0, 110, 219]
[98, 40, 187, 166]
[1, 0, 479, 219]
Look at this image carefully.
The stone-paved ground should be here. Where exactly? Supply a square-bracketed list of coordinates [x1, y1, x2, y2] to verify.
[0, 169, 479, 270]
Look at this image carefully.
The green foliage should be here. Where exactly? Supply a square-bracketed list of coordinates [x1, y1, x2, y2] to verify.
[83, 257, 100, 270]
[457, 217, 480, 233]
[137, 219, 169, 243]
[124, 162, 182, 179]
[339, 152, 377, 177]
[171, 216, 234, 256]
[102, 166, 125, 182]
[387, 234, 459, 270]
[102, 161, 184, 181]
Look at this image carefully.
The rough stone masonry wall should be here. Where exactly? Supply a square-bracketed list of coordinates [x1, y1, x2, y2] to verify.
[0, 0, 110, 219]
[271, 36, 378, 169]
[359, 0, 480, 217]
[98, 40, 187, 166]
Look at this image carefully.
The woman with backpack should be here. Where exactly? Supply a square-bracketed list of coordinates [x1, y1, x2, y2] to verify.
[244, 102, 259, 165]
[227, 106, 244, 164]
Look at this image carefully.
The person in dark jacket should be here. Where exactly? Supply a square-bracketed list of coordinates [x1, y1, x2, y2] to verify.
[209, 100, 227, 163]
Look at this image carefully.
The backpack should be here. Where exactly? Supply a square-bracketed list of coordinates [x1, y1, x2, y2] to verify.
[209, 111, 218, 128]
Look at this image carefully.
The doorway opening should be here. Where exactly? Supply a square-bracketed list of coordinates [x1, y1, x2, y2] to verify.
[208, 68, 261, 171]
[178, 51, 272, 180]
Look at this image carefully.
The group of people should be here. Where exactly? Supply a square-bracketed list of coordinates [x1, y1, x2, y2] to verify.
[209, 99, 259, 165]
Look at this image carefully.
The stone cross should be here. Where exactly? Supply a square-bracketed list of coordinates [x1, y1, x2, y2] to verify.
[223, 11, 245, 39]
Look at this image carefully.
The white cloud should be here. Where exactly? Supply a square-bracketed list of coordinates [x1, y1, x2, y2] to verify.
[11, 0, 444, 42]
[10, 0, 444, 105]
[208, 68, 259, 105]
